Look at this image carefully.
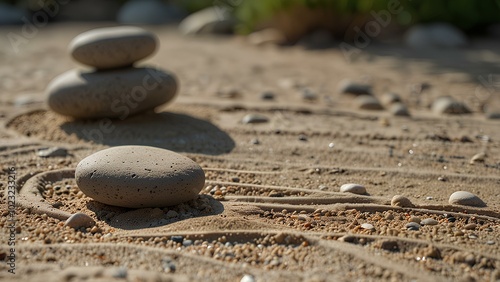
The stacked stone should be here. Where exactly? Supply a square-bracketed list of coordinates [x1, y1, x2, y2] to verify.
[46, 26, 177, 119]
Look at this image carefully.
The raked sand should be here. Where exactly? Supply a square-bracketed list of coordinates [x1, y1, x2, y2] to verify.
[1, 24, 500, 281]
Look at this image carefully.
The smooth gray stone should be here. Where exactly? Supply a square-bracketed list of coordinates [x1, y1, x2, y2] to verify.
[69, 26, 158, 69]
[449, 191, 486, 207]
[76, 146, 205, 208]
[46, 67, 177, 119]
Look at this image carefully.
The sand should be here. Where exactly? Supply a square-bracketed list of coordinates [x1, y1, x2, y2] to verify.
[0, 24, 500, 282]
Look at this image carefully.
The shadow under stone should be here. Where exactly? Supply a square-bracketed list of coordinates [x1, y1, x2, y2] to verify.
[86, 194, 224, 230]
[59, 111, 235, 155]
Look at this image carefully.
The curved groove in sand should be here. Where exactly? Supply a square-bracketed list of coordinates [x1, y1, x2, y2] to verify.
[225, 195, 389, 205]
[121, 229, 500, 262]
[17, 168, 75, 220]
[242, 202, 500, 222]
[203, 167, 283, 174]
[206, 180, 387, 200]
[321, 233, 500, 261]
[12, 242, 301, 280]
[203, 155, 500, 181]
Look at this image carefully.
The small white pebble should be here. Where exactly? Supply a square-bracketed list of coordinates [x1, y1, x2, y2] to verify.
[361, 223, 374, 230]
[340, 183, 366, 195]
[240, 274, 256, 282]
[64, 213, 95, 229]
[469, 152, 486, 164]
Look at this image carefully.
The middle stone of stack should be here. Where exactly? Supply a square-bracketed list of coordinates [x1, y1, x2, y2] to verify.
[46, 26, 177, 119]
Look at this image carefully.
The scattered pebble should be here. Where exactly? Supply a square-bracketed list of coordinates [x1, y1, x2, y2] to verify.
[69, 26, 158, 69]
[64, 213, 95, 229]
[464, 223, 477, 230]
[355, 95, 383, 110]
[448, 191, 486, 207]
[179, 6, 235, 35]
[485, 111, 500, 119]
[37, 147, 68, 158]
[389, 103, 410, 117]
[298, 134, 308, 141]
[261, 91, 275, 100]
[405, 222, 420, 231]
[391, 195, 414, 208]
[437, 176, 447, 182]
[380, 92, 401, 105]
[432, 96, 471, 115]
[250, 138, 260, 145]
[242, 113, 269, 124]
[241, 274, 256, 282]
[183, 240, 193, 247]
[75, 146, 205, 208]
[409, 216, 421, 224]
[301, 88, 318, 101]
[420, 218, 438, 226]
[339, 183, 366, 195]
[338, 79, 372, 95]
[361, 223, 374, 230]
[171, 235, 184, 243]
[469, 152, 486, 164]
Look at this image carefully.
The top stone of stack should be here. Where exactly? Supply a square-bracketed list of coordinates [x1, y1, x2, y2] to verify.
[69, 26, 158, 70]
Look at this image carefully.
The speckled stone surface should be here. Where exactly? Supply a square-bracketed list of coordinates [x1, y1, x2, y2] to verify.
[75, 146, 205, 208]
[46, 67, 177, 119]
[69, 26, 158, 69]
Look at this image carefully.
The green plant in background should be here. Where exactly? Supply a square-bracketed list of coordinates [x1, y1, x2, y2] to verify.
[2, 0, 499, 35]
[172, 0, 214, 13]
[233, 0, 500, 34]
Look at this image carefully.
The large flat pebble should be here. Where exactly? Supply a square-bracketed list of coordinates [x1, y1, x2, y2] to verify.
[46, 67, 177, 119]
[76, 146, 205, 208]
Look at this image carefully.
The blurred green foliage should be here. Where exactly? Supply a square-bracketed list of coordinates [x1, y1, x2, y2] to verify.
[1, 0, 499, 34]
[233, 0, 500, 34]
